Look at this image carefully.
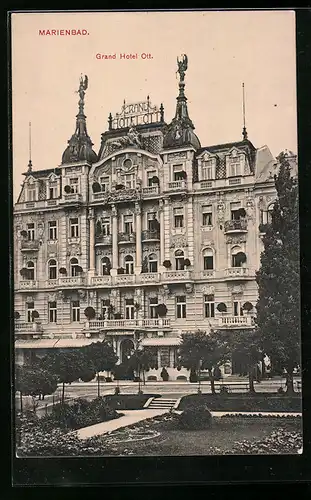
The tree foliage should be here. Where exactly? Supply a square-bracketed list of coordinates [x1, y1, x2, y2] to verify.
[83, 341, 118, 396]
[15, 364, 58, 399]
[256, 153, 300, 392]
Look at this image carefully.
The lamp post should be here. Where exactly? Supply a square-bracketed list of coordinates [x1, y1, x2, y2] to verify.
[137, 343, 144, 393]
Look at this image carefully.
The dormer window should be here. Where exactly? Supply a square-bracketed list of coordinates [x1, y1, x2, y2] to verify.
[202, 159, 214, 180]
[27, 186, 36, 201]
[230, 157, 241, 177]
[99, 176, 110, 192]
[49, 184, 57, 199]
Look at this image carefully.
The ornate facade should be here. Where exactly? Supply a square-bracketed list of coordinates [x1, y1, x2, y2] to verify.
[14, 58, 297, 379]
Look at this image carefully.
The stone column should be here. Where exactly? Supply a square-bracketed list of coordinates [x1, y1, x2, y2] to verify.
[88, 208, 95, 278]
[111, 204, 118, 276]
[135, 202, 142, 274]
[159, 199, 165, 272]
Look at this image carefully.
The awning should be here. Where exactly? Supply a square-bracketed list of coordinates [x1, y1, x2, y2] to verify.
[141, 337, 181, 347]
[15, 338, 97, 349]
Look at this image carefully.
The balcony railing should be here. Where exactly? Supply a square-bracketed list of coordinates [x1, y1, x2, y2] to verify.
[118, 232, 136, 243]
[61, 193, 83, 203]
[224, 267, 252, 279]
[15, 322, 43, 334]
[195, 270, 215, 279]
[141, 230, 160, 241]
[114, 274, 136, 285]
[20, 240, 40, 251]
[162, 270, 192, 281]
[93, 190, 109, 201]
[138, 272, 160, 284]
[86, 318, 171, 330]
[142, 186, 159, 196]
[58, 276, 86, 287]
[224, 219, 248, 233]
[167, 180, 187, 191]
[91, 276, 112, 286]
[95, 234, 112, 245]
[218, 315, 255, 328]
[19, 280, 38, 289]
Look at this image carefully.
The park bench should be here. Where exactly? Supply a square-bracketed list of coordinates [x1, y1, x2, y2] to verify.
[214, 383, 250, 393]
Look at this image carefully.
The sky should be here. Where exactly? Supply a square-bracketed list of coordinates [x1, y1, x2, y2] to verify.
[11, 10, 297, 201]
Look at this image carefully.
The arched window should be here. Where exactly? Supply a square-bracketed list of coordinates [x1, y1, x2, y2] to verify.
[231, 246, 247, 268]
[101, 257, 111, 275]
[203, 248, 214, 270]
[48, 259, 57, 280]
[70, 257, 79, 277]
[148, 253, 158, 273]
[26, 261, 35, 280]
[124, 255, 134, 275]
[175, 249, 185, 270]
[267, 203, 275, 224]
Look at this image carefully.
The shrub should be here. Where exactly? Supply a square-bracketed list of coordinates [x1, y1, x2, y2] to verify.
[156, 303, 168, 317]
[179, 406, 213, 430]
[92, 182, 101, 193]
[177, 375, 187, 381]
[114, 386, 120, 395]
[189, 369, 198, 383]
[105, 377, 112, 383]
[217, 302, 227, 313]
[183, 258, 191, 267]
[214, 366, 222, 381]
[160, 367, 169, 381]
[162, 260, 172, 269]
[278, 387, 285, 395]
[84, 306, 96, 320]
[219, 386, 230, 395]
[64, 185, 72, 194]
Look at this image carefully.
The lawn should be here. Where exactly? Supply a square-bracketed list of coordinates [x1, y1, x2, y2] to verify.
[178, 394, 302, 412]
[98, 415, 302, 456]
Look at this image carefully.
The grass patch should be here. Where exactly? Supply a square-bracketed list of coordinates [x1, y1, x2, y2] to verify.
[102, 394, 161, 410]
[178, 394, 302, 412]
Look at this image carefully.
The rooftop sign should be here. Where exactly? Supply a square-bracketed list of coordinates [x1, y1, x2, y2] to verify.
[110, 98, 163, 129]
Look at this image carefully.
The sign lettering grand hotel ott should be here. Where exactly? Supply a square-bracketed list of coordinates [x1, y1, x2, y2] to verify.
[111, 99, 162, 129]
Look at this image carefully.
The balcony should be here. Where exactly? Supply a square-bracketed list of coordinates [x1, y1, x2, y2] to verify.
[15, 322, 43, 335]
[92, 190, 109, 201]
[118, 232, 136, 244]
[195, 270, 215, 280]
[19, 280, 38, 290]
[86, 318, 171, 331]
[61, 193, 83, 204]
[162, 270, 192, 282]
[114, 274, 136, 285]
[95, 234, 112, 246]
[137, 272, 160, 284]
[92, 188, 139, 205]
[45, 199, 59, 208]
[167, 180, 188, 192]
[217, 315, 255, 329]
[223, 267, 254, 280]
[46, 279, 59, 288]
[58, 276, 86, 287]
[20, 240, 40, 252]
[141, 230, 160, 242]
[142, 186, 159, 197]
[224, 219, 248, 233]
[91, 276, 112, 286]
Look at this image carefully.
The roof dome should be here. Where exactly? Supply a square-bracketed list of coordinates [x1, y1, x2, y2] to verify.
[163, 120, 201, 149]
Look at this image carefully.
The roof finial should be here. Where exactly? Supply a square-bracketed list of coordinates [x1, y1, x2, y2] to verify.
[27, 121, 32, 172]
[77, 74, 88, 115]
[242, 82, 248, 140]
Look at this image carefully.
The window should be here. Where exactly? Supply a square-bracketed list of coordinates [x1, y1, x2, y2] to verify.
[147, 170, 157, 186]
[69, 178, 79, 193]
[48, 221, 57, 240]
[160, 347, 170, 367]
[233, 300, 244, 317]
[231, 202, 242, 220]
[148, 253, 158, 273]
[173, 164, 185, 181]
[101, 299, 112, 319]
[101, 218, 110, 236]
[48, 301, 57, 323]
[230, 158, 241, 177]
[124, 255, 134, 275]
[27, 302, 34, 322]
[175, 249, 185, 270]
[231, 246, 246, 268]
[174, 208, 184, 228]
[204, 294, 215, 318]
[202, 159, 213, 180]
[260, 209, 265, 225]
[70, 258, 79, 276]
[28, 187, 36, 201]
[176, 295, 186, 319]
[49, 184, 57, 199]
[48, 259, 57, 280]
[26, 261, 35, 280]
[71, 300, 80, 322]
[99, 176, 110, 192]
[70, 218, 79, 238]
[124, 215, 134, 234]
[267, 204, 274, 224]
[147, 212, 158, 231]
[202, 205, 212, 226]
[122, 174, 135, 189]
[27, 223, 35, 241]
[101, 257, 111, 275]
[203, 248, 214, 270]
[149, 297, 158, 318]
[125, 298, 135, 320]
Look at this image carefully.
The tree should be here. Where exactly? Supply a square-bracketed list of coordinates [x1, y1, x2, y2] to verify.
[178, 330, 231, 394]
[15, 364, 58, 411]
[83, 341, 118, 397]
[128, 347, 155, 391]
[230, 329, 263, 393]
[256, 153, 300, 393]
[42, 349, 92, 403]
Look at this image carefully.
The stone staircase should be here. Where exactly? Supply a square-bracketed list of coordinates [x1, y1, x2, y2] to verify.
[147, 397, 178, 410]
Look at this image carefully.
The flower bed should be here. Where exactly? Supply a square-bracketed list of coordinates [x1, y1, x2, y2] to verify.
[178, 394, 302, 412]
